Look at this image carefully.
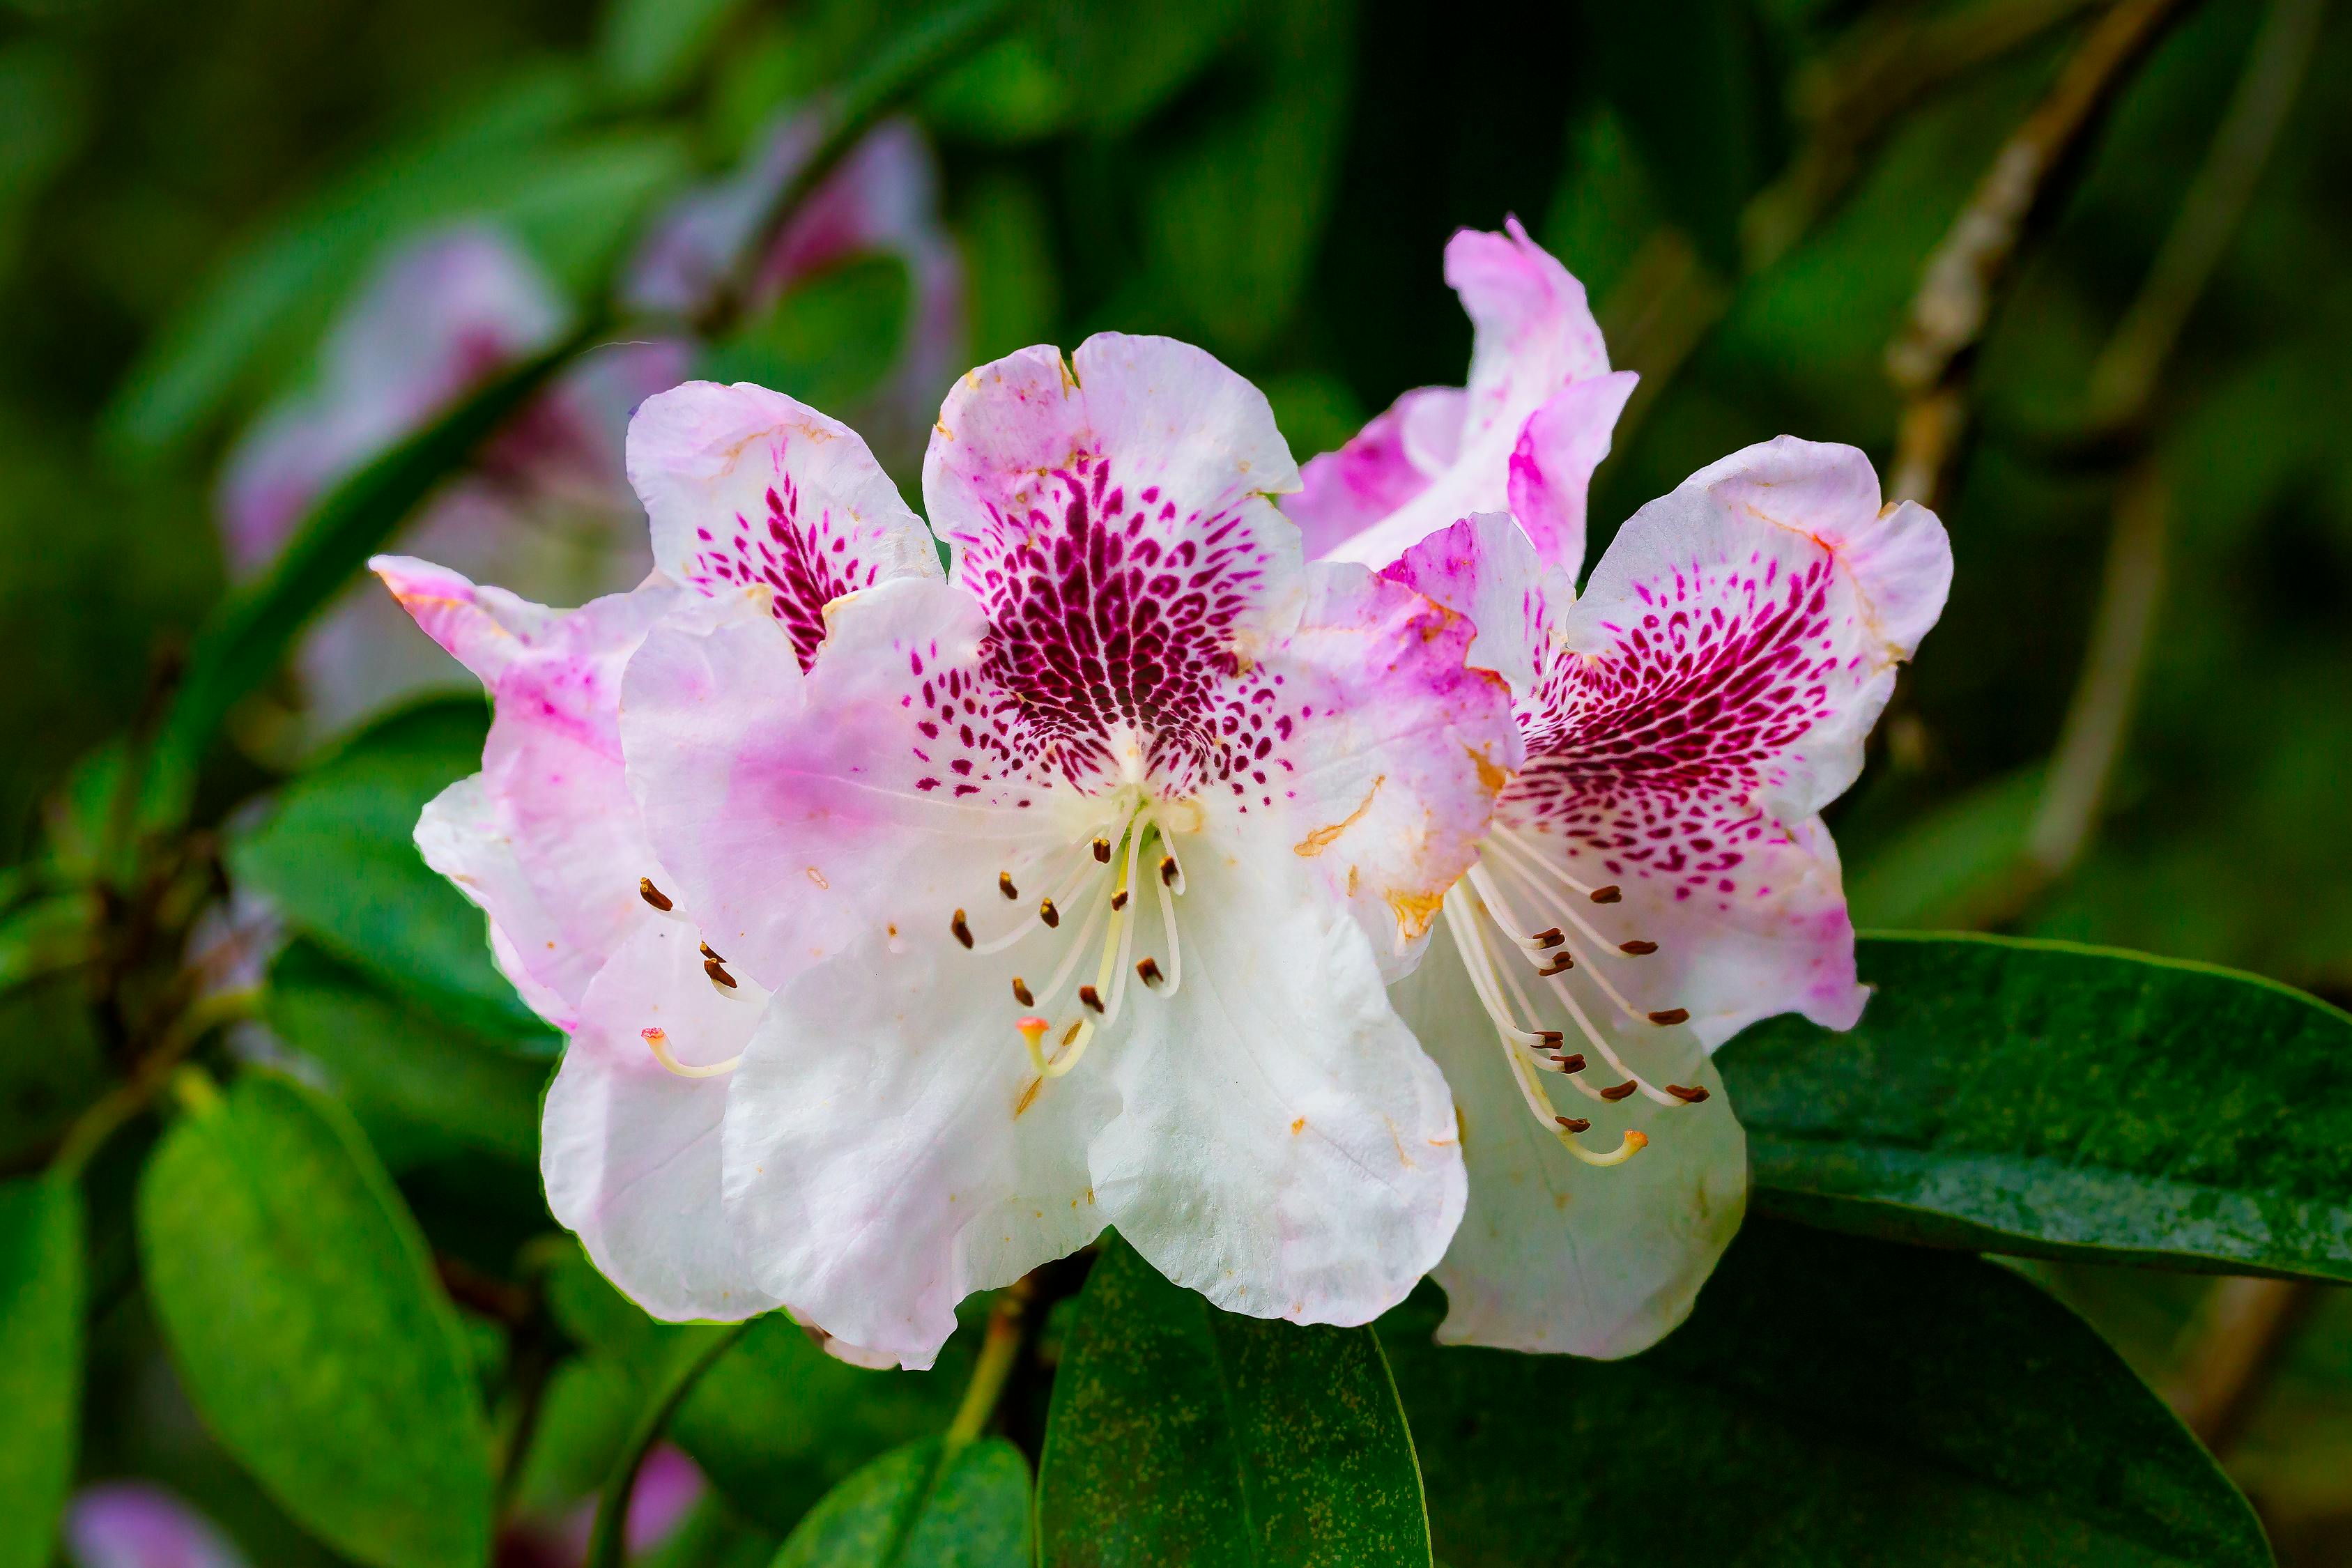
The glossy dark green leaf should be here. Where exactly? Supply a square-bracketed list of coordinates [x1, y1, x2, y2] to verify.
[1719, 932, 2352, 1279]
[696, 255, 910, 418]
[137, 1073, 492, 1568]
[773, 1438, 1029, 1568]
[149, 336, 583, 805]
[1037, 1235, 1430, 1568]
[265, 940, 549, 1169]
[1383, 1220, 2269, 1568]
[0, 1177, 82, 1568]
[229, 700, 555, 1043]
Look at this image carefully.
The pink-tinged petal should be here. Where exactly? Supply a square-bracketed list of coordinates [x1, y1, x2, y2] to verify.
[1208, 559, 1518, 979]
[620, 576, 1079, 989]
[721, 914, 1114, 1369]
[375, 556, 688, 1022]
[1505, 370, 1638, 574]
[753, 118, 945, 302]
[1092, 847, 1466, 1327]
[922, 335, 1306, 787]
[220, 227, 567, 573]
[66, 1483, 251, 1568]
[542, 917, 784, 1323]
[625, 379, 941, 668]
[1380, 511, 1564, 696]
[1306, 222, 1622, 575]
[622, 111, 828, 318]
[1498, 436, 1951, 1043]
[1392, 924, 1745, 1356]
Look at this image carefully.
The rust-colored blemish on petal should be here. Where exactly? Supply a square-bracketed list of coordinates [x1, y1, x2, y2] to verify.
[1466, 743, 1509, 796]
[805, 866, 829, 889]
[1296, 776, 1384, 856]
[1290, 1116, 1306, 1135]
[1014, 1077, 1042, 1119]
[1385, 887, 1445, 943]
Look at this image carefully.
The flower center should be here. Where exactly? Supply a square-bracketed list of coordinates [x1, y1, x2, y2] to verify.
[1443, 822, 1712, 1167]
[944, 783, 1192, 1083]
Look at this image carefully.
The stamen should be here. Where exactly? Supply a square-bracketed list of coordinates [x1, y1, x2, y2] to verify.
[1474, 851, 1686, 1036]
[951, 909, 974, 948]
[1599, 1081, 1639, 1102]
[1555, 1054, 1587, 1073]
[1159, 854, 1180, 887]
[1564, 1130, 1647, 1167]
[700, 941, 725, 962]
[1530, 927, 1566, 949]
[1648, 1008, 1691, 1026]
[638, 877, 673, 911]
[1093, 837, 1113, 863]
[1079, 985, 1105, 1013]
[1666, 1084, 1712, 1103]
[1011, 977, 1034, 1006]
[704, 958, 737, 989]
[641, 1027, 739, 1079]
[1620, 940, 1659, 955]
[1589, 885, 1622, 904]
[1555, 1116, 1591, 1133]
[1111, 889, 1129, 912]
[999, 872, 1020, 900]
[1537, 954, 1574, 976]
[1039, 898, 1061, 929]
[1136, 956, 1164, 987]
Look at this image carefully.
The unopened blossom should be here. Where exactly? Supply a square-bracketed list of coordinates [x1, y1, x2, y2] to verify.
[1300, 226, 1951, 1356]
[66, 1482, 250, 1568]
[224, 225, 683, 733]
[611, 335, 1516, 1366]
[1286, 217, 1636, 576]
[623, 112, 964, 470]
[376, 382, 943, 1340]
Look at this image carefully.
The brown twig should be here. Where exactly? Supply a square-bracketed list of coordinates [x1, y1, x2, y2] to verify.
[1886, 0, 2194, 507]
[2166, 1277, 2321, 1454]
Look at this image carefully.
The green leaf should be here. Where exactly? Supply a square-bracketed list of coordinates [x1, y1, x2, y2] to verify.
[697, 254, 911, 417]
[597, 0, 755, 103]
[1383, 1220, 2270, 1568]
[137, 1073, 493, 1568]
[1036, 1235, 1431, 1568]
[264, 940, 549, 1169]
[921, 35, 1073, 144]
[1044, 0, 1251, 133]
[1719, 932, 2352, 1281]
[1846, 767, 2045, 930]
[773, 1438, 1029, 1568]
[0, 1177, 82, 1568]
[151, 337, 583, 806]
[229, 699, 555, 1044]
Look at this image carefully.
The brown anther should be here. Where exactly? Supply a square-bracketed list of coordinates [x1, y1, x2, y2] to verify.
[951, 909, 974, 948]
[1535, 1030, 1565, 1047]
[1111, 889, 1129, 912]
[1555, 1053, 1587, 1073]
[700, 941, 725, 963]
[1647, 1008, 1691, 1027]
[1588, 884, 1622, 904]
[638, 877, 674, 911]
[1530, 927, 1565, 949]
[1537, 955, 1574, 976]
[999, 872, 1020, 900]
[1620, 939, 1659, 955]
[1092, 838, 1112, 863]
[1159, 855, 1180, 886]
[703, 958, 737, 989]
[1039, 898, 1061, 929]
[1078, 985, 1105, 1013]
[1599, 1080, 1640, 1102]
[1554, 1116, 1592, 1133]
[1666, 1084, 1712, 1103]
[1136, 956, 1165, 987]
[1011, 977, 1035, 1006]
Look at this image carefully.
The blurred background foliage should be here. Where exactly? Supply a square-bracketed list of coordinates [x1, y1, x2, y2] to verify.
[4, 0, 2351, 1560]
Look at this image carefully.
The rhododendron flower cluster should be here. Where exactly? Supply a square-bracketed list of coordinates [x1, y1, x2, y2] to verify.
[384, 223, 1945, 1368]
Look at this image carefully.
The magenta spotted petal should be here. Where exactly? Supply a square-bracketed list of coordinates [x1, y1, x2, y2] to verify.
[1383, 442, 1951, 1356]
[610, 334, 1515, 1365]
[1289, 220, 1636, 576]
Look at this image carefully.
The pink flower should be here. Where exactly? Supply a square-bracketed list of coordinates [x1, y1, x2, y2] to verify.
[1286, 218, 1638, 577]
[1299, 226, 1952, 1358]
[65, 1483, 249, 1568]
[623, 113, 964, 468]
[222, 226, 684, 735]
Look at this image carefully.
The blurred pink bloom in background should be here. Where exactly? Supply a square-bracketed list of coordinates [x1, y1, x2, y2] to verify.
[64, 1483, 250, 1568]
[497, 1444, 706, 1568]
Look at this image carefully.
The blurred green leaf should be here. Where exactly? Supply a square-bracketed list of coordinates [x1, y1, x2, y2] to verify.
[698, 254, 910, 413]
[597, 0, 754, 105]
[1045, 0, 1251, 134]
[921, 35, 1073, 144]
[0, 889, 96, 991]
[0, 975, 106, 1167]
[228, 701, 553, 1047]
[0, 1176, 82, 1568]
[1585, 0, 1773, 271]
[264, 939, 549, 1169]
[1846, 765, 2044, 929]
[1036, 1234, 1430, 1568]
[1720, 933, 2352, 1280]
[153, 337, 583, 801]
[773, 1438, 1029, 1568]
[1381, 1219, 2269, 1567]
[138, 1073, 492, 1568]
[957, 172, 1061, 366]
